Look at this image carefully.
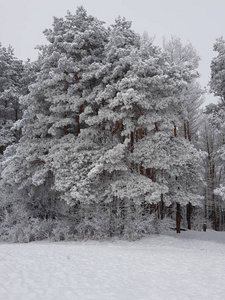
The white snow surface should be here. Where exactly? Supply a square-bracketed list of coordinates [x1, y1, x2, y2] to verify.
[0, 230, 225, 300]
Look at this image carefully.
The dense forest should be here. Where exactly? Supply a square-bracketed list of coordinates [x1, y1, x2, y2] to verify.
[1, 7, 225, 242]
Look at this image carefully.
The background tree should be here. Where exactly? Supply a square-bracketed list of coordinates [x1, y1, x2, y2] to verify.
[198, 37, 225, 230]
[210, 37, 225, 102]
[0, 44, 24, 156]
[162, 37, 205, 230]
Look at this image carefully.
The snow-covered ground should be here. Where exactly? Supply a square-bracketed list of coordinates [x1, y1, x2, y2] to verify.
[0, 230, 225, 300]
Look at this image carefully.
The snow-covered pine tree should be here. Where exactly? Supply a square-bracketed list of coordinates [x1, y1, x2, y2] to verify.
[200, 39, 225, 230]
[81, 23, 203, 234]
[0, 45, 24, 156]
[0, 45, 39, 241]
[53, 16, 149, 237]
[161, 37, 204, 231]
[199, 107, 218, 230]
[163, 37, 204, 143]
[199, 103, 225, 230]
[210, 37, 225, 102]
[82, 17, 158, 237]
[1, 7, 109, 235]
[1, 8, 205, 239]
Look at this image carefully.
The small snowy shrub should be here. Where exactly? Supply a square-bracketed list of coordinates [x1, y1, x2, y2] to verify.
[156, 217, 175, 234]
[52, 222, 71, 241]
[123, 215, 156, 240]
[75, 207, 111, 240]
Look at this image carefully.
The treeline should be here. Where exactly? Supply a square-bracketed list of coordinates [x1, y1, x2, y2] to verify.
[0, 7, 225, 242]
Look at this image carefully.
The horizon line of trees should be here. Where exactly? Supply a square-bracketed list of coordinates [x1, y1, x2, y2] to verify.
[0, 7, 225, 242]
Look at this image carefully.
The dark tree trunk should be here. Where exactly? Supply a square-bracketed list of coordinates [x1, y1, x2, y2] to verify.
[64, 126, 69, 135]
[15, 108, 18, 122]
[130, 131, 134, 153]
[139, 127, 143, 139]
[186, 202, 192, 230]
[184, 122, 187, 139]
[112, 121, 120, 136]
[146, 168, 150, 178]
[174, 125, 177, 137]
[140, 164, 144, 175]
[0, 145, 6, 155]
[136, 131, 139, 142]
[203, 223, 207, 232]
[75, 105, 83, 136]
[187, 121, 191, 141]
[130, 131, 134, 172]
[160, 194, 164, 220]
[176, 202, 181, 233]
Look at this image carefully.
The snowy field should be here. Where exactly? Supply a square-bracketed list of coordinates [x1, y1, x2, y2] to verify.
[0, 231, 225, 300]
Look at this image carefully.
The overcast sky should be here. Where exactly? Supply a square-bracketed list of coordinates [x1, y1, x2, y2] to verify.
[1, 0, 224, 105]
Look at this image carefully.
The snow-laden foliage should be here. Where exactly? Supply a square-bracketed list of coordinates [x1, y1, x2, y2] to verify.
[0, 45, 25, 155]
[202, 104, 225, 229]
[0, 7, 208, 241]
[210, 37, 225, 102]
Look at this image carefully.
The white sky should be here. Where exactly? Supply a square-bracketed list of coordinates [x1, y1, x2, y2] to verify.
[1, 0, 224, 105]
